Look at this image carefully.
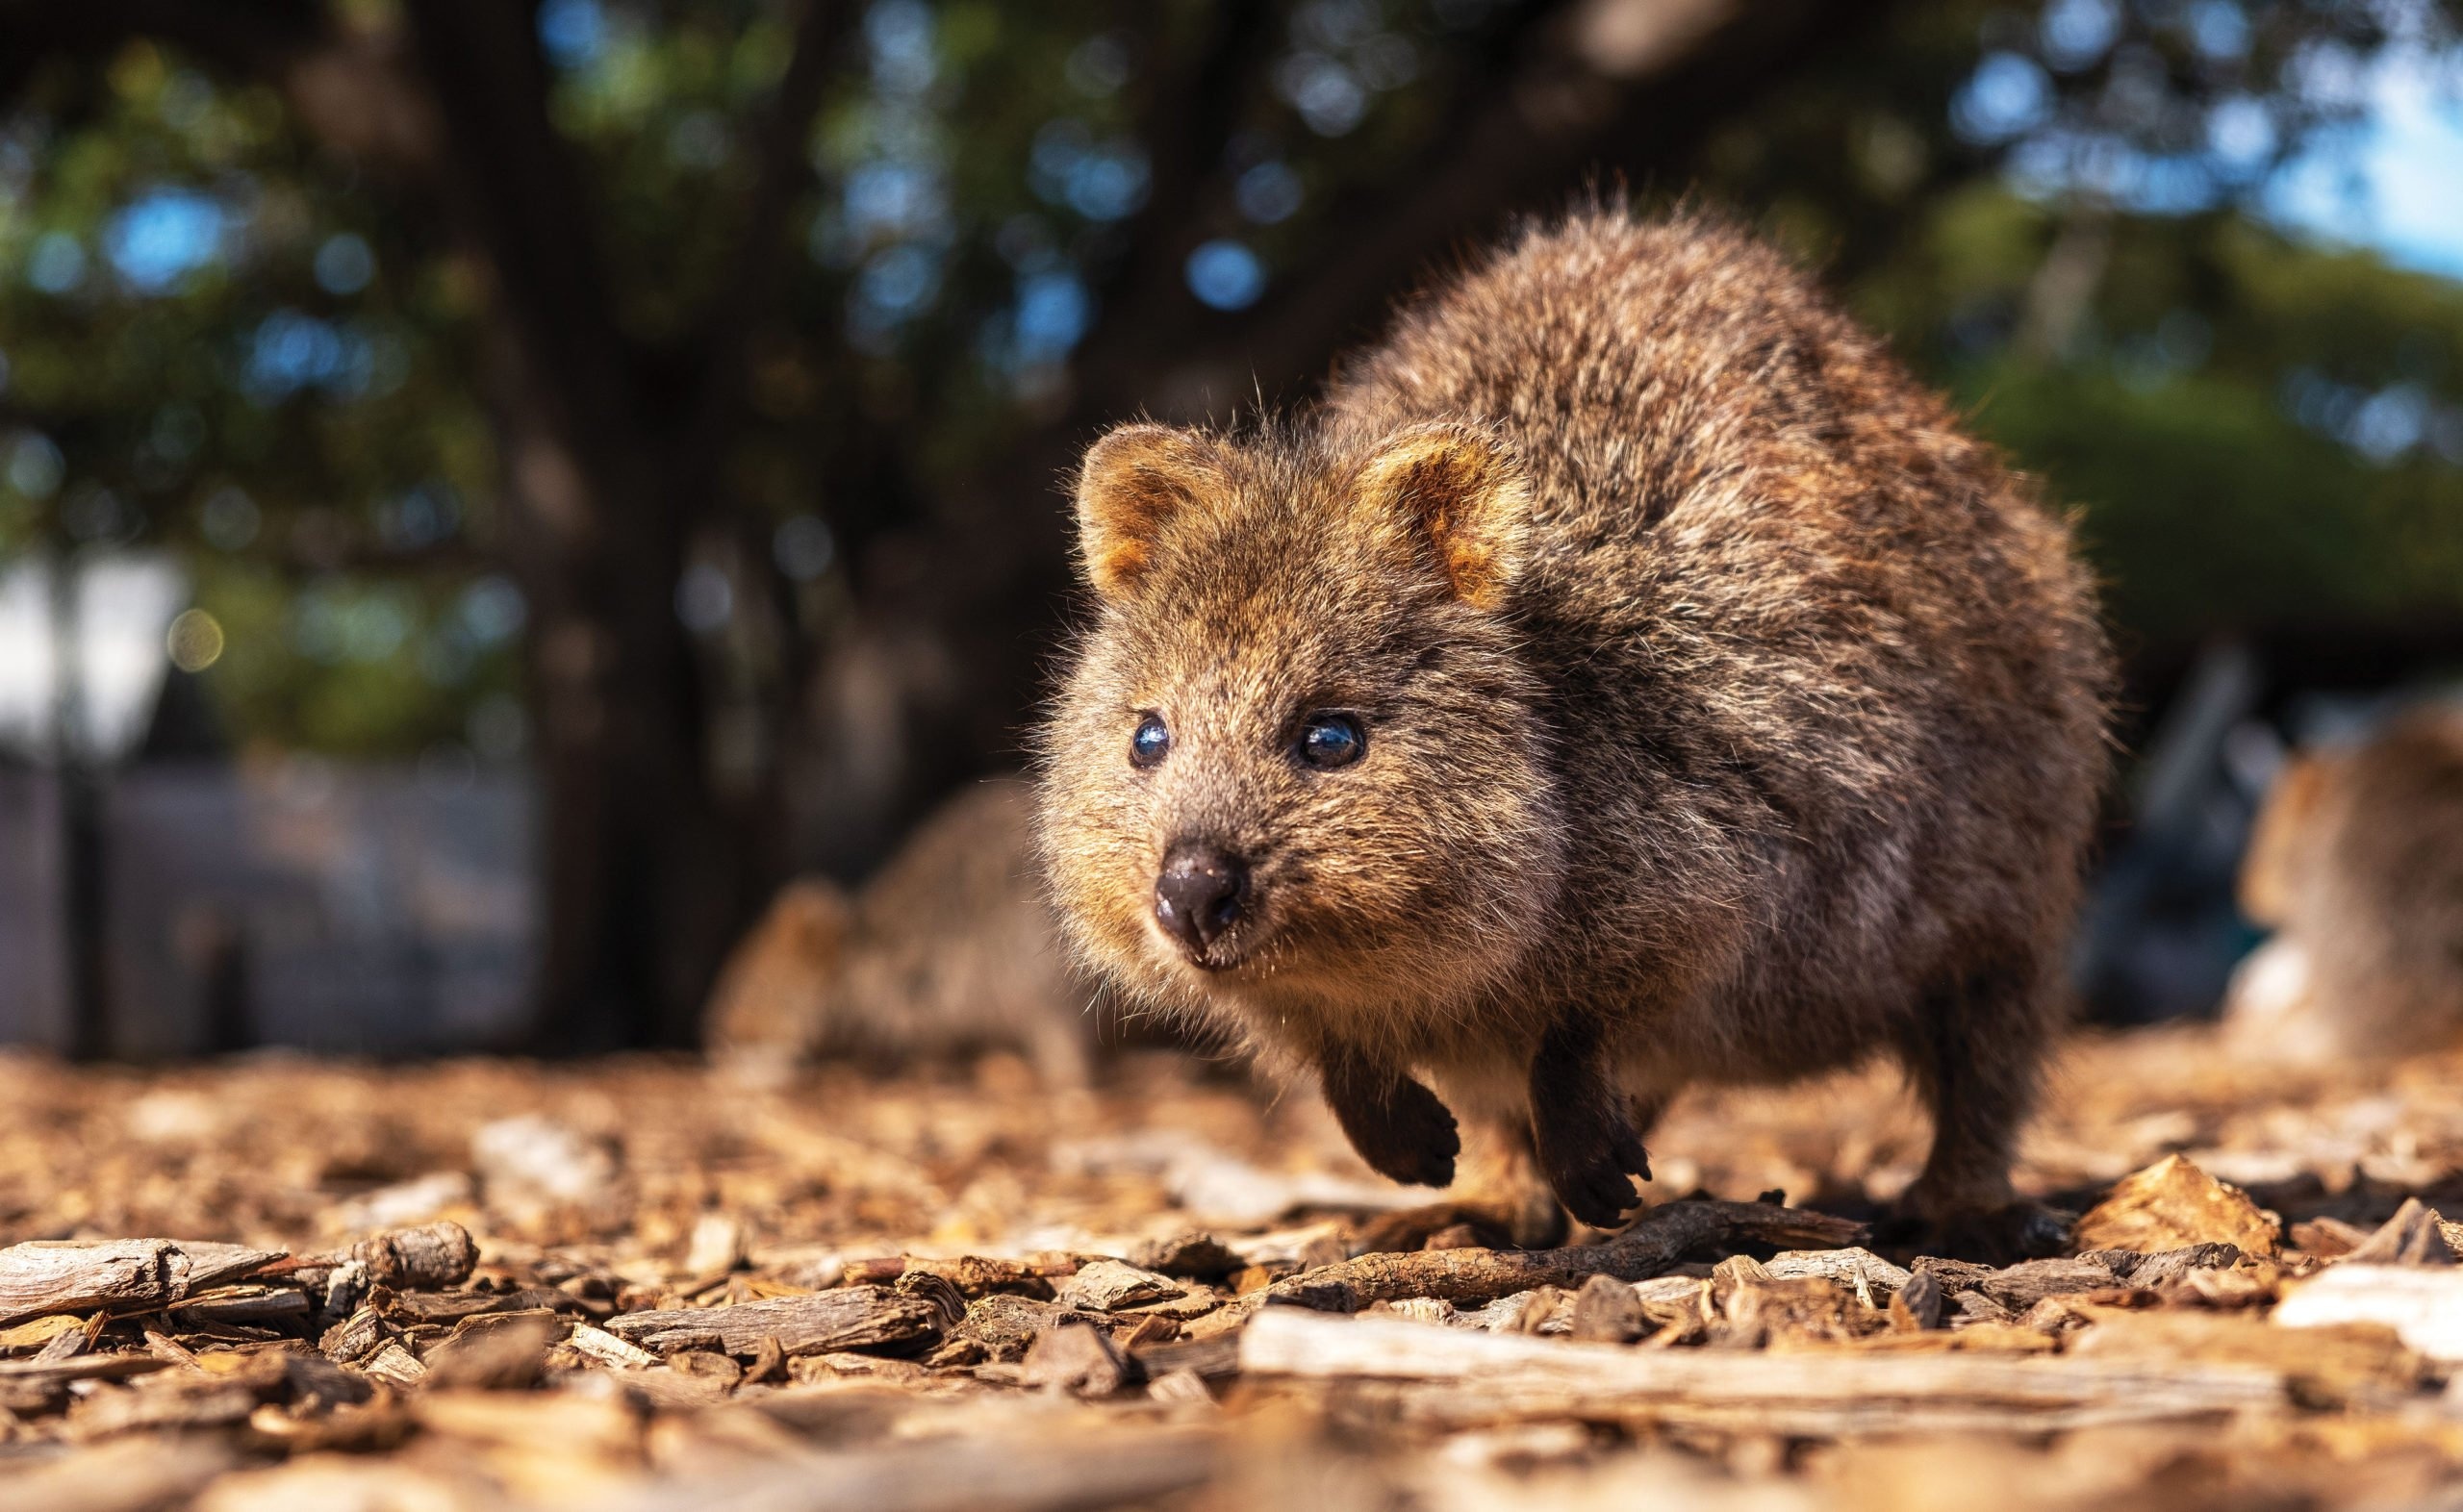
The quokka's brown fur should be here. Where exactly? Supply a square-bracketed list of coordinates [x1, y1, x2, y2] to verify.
[2230, 705, 2463, 1060]
[1036, 207, 2112, 1247]
[705, 779, 1102, 1086]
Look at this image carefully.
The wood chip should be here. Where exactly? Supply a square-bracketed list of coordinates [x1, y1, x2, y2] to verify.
[0, 1313, 87, 1356]
[1764, 1247, 1913, 1300]
[569, 1323, 660, 1370]
[1566, 1274, 1649, 1344]
[2273, 1265, 2463, 1360]
[2073, 1155, 2280, 1257]
[1023, 1321, 1132, 1397]
[172, 1284, 313, 1325]
[424, 1309, 563, 1389]
[683, 1213, 749, 1279]
[1130, 1234, 1246, 1281]
[1891, 1272, 1944, 1331]
[1056, 1259, 1183, 1312]
[1974, 1257, 2120, 1311]
[0, 1435, 241, 1511]
[605, 1285, 944, 1357]
[2342, 1198, 2455, 1265]
[355, 1340, 427, 1390]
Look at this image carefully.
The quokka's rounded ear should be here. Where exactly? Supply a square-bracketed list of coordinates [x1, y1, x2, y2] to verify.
[1355, 422, 1531, 612]
[1074, 424, 1225, 600]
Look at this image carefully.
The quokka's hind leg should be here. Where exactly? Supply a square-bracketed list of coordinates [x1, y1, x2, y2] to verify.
[1896, 951, 2071, 1261]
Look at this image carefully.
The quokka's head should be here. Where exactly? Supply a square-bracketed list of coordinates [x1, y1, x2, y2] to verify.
[1035, 418, 1568, 1040]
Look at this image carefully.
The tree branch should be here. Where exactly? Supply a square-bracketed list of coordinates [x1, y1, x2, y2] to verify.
[1147, 0, 1904, 417]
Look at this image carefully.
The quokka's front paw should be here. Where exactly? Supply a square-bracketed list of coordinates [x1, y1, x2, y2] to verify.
[1347, 1076, 1461, 1188]
[1321, 1055, 1460, 1189]
[1534, 1112, 1652, 1230]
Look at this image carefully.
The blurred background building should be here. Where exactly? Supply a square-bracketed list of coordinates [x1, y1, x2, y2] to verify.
[0, 0, 2457, 1055]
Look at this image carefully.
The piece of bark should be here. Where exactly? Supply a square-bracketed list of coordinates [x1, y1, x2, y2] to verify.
[605, 1285, 943, 1357]
[0, 1240, 284, 1325]
[2290, 1218, 2371, 1258]
[1948, 1289, 2013, 1325]
[1239, 1309, 2287, 1431]
[320, 1306, 387, 1364]
[1022, 1321, 1132, 1397]
[743, 1335, 787, 1385]
[424, 1309, 562, 1390]
[683, 1214, 749, 1279]
[1567, 1274, 1650, 1344]
[387, 1288, 560, 1325]
[669, 1349, 746, 1392]
[141, 1330, 202, 1371]
[0, 1313, 86, 1357]
[1372, 1297, 1459, 1325]
[348, 1222, 478, 1291]
[0, 1436, 240, 1512]
[1147, 1367, 1215, 1406]
[355, 1341, 427, 1390]
[0, 1359, 170, 1388]
[928, 1295, 1084, 1367]
[1891, 1271, 1944, 1331]
[413, 1388, 647, 1460]
[2273, 1265, 2463, 1360]
[600, 1426, 1217, 1512]
[1911, 1257, 1994, 1293]
[1130, 1234, 1246, 1282]
[34, 1318, 91, 1363]
[1974, 1257, 2120, 1311]
[1055, 1259, 1182, 1312]
[2074, 1154, 2280, 1257]
[2076, 1304, 2426, 1407]
[2342, 1199, 2455, 1266]
[893, 1271, 969, 1335]
[173, 1285, 314, 1326]
[2082, 1245, 2243, 1287]
[1263, 1200, 1867, 1313]
[900, 1254, 1070, 1299]
[1131, 1330, 1243, 1382]
[69, 1374, 264, 1437]
[281, 1352, 375, 1414]
[1765, 1247, 1913, 1302]
[568, 1323, 660, 1370]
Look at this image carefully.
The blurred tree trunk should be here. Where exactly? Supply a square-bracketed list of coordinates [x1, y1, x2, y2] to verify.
[398, 0, 853, 1049]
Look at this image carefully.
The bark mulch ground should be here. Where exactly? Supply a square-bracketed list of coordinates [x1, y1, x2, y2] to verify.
[4, 1028, 2463, 1510]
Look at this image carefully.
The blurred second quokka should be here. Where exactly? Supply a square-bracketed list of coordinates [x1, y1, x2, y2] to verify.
[2228, 702, 2463, 1061]
[704, 777, 1157, 1086]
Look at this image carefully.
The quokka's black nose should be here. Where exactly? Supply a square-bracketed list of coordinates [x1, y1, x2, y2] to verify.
[1155, 844, 1247, 953]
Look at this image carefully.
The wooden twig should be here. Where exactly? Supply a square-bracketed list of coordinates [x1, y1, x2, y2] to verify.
[1264, 1201, 1869, 1312]
[1237, 1310, 2289, 1433]
[0, 1240, 284, 1325]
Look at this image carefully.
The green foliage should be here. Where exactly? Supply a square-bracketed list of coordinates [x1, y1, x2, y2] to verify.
[2, 0, 2457, 764]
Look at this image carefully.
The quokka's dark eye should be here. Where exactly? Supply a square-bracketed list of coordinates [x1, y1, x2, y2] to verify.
[1297, 713, 1365, 769]
[1130, 713, 1171, 768]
